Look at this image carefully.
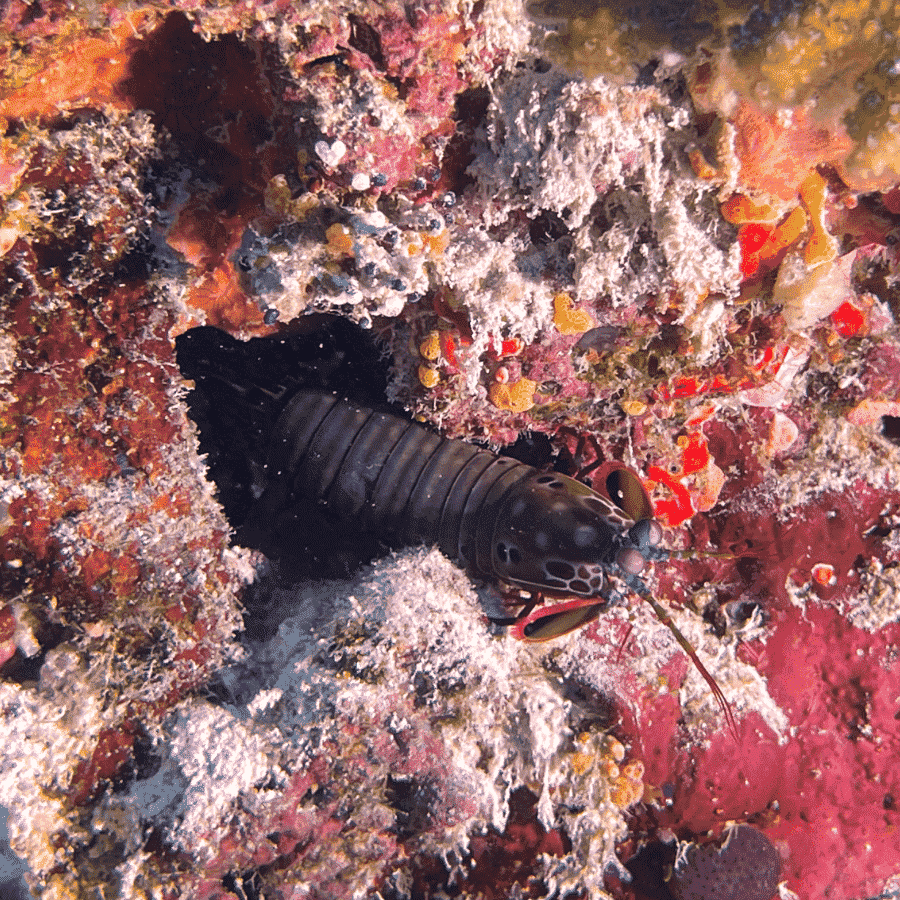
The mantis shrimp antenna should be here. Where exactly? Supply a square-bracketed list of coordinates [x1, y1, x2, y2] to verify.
[635, 582, 739, 740]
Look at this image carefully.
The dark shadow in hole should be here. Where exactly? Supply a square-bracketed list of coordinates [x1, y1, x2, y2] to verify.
[118, 11, 284, 216]
[881, 414, 900, 446]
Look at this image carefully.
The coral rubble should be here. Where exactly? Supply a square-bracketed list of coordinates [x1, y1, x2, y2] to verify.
[1, 1, 899, 899]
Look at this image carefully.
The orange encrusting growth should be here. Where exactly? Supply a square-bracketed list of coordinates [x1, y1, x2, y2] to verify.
[488, 377, 538, 412]
[799, 170, 838, 267]
[0, 9, 160, 124]
[553, 292, 595, 334]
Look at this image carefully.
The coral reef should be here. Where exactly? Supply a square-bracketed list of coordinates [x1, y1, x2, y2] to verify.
[1, 1, 899, 900]
[535, 0, 900, 193]
[0, 107, 251, 898]
[89, 549, 646, 900]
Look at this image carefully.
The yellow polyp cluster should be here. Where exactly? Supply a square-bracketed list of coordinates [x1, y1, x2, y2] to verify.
[325, 222, 354, 255]
[553, 292, 595, 335]
[729, 1, 900, 191]
[537, 0, 900, 191]
[417, 364, 440, 389]
[572, 734, 644, 810]
[418, 331, 441, 362]
[602, 734, 626, 763]
[609, 760, 645, 808]
[754, 0, 900, 157]
[416, 331, 444, 389]
[598, 757, 621, 780]
[533, 1, 726, 82]
[488, 377, 537, 412]
[621, 399, 648, 417]
[754, 4, 872, 107]
[538, 5, 632, 81]
[570, 749, 595, 777]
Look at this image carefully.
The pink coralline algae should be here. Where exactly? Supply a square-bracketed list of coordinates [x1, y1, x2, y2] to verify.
[1, 2, 900, 900]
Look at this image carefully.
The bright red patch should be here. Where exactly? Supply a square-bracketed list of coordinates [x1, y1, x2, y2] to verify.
[831, 300, 865, 337]
[647, 465, 694, 526]
[739, 223, 775, 276]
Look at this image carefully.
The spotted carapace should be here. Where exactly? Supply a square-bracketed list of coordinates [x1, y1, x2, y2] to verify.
[177, 320, 736, 734]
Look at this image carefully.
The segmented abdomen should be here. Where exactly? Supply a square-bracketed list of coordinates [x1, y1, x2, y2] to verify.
[266, 389, 535, 577]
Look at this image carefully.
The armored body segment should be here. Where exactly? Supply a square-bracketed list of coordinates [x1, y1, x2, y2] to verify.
[257, 390, 642, 601]
[262, 391, 536, 573]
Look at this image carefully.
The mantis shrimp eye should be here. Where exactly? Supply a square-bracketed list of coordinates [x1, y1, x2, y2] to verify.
[617, 547, 647, 575]
[628, 518, 663, 549]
